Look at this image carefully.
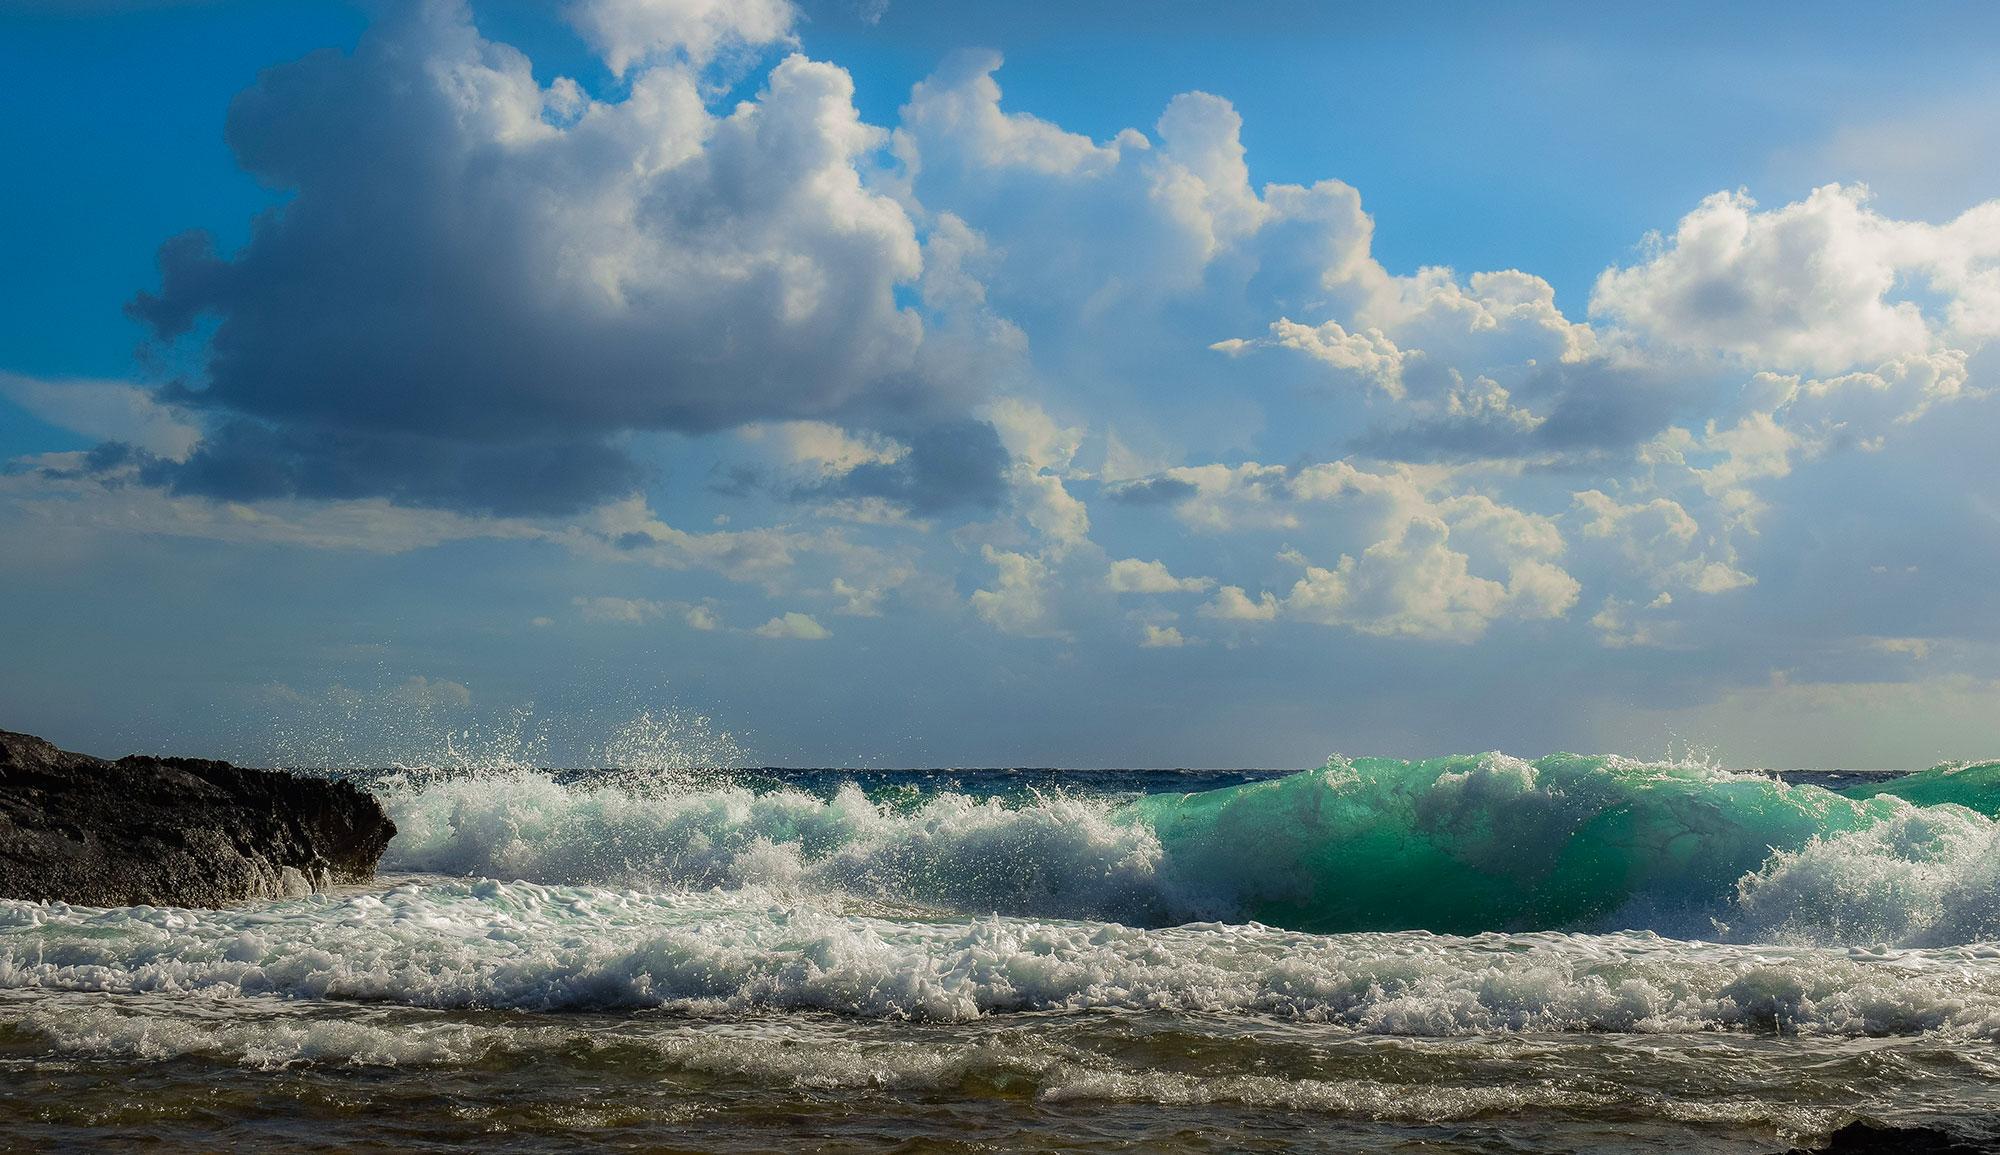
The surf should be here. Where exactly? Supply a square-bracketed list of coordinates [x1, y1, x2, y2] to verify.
[364, 751, 2000, 944]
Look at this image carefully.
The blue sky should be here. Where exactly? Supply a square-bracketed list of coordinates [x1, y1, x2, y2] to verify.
[4, 0, 1999, 768]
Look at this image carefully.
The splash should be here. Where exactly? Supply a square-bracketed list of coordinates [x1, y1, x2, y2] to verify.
[598, 707, 745, 788]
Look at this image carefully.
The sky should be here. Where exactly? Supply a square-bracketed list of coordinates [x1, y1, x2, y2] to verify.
[4, 0, 2000, 770]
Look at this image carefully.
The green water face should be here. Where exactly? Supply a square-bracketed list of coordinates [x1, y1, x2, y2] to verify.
[1119, 754, 1942, 935]
[1837, 760, 2000, 814]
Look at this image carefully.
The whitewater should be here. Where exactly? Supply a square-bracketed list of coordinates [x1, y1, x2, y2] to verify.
[8, 751, 2000, 1152]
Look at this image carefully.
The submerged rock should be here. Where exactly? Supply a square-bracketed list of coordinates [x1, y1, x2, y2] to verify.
[0, 729, 394, 907]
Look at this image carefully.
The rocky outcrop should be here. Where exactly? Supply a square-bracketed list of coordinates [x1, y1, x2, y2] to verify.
[0, 729, 394, 907]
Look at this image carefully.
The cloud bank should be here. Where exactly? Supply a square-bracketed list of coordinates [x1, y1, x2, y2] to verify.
[6, 0, 1999, 762]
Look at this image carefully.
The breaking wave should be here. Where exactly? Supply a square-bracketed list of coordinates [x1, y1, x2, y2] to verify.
[371, 753, 2000, 944]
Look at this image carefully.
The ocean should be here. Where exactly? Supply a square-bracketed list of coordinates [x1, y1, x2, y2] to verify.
[6, 754, 2000, 1152]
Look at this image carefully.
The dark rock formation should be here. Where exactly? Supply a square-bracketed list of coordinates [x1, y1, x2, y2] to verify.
[1784, 1121, 2000, 1154]
[0, 729, 394, 907]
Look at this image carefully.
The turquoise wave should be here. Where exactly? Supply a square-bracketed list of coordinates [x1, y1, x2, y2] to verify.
[1121, 754, 2000, 935]
[367, 754, 2000, 941]
[1839, 760, 2000, 812]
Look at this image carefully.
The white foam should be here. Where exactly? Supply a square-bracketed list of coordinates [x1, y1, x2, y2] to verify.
[379, 773, 1192, 923]
[17, 1002, 514, 1069]
[6, 882, 2000, 1034]
[1728, 805, 2000, 947]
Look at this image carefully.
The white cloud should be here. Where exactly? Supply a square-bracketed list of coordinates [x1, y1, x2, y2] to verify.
[1571, 489, 1752, 595]
[985, 396, 1084, 474]
[1138, 623, 1187, 648]
[738, 420, 907, 480]
[1591, 184, 2000, 375]
[1011, 469, 1092, 553]
[1590, 596, 1668, 649]
[0, 372, 201, 459]
[897, 50, 1127, 180]
[895, 50, 1375, 329]
[1144, 459, 1580, 640]
[1154, 462, 1298, 532]
[1199, 585, 1280, 622]
[1277, 514, 1576, 643]
[752, 611, 829, 639]
[1215, 318, 1407, 397]
[1104, 557, 1214, 594]
[969, 545, 1066, 638]
[1781, 349, 1980, 447]
[828, 567, 917, 617]
[566, 0, 796, 76]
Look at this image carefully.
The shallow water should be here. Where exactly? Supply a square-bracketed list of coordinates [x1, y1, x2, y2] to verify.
[6, 756, 2000, 1152]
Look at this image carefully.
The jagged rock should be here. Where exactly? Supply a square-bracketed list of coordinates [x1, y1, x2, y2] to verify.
[0, 729, 394, 907]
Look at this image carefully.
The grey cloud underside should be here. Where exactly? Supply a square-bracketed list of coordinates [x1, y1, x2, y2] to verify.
[706, 420, 1012, 513]
[1103, 477, 1201, 506]
[796, 420, 1011, 513]
[52, 426, 640, 517]
[1352, 360, 1696, 462]
[153, 421, 644, 517]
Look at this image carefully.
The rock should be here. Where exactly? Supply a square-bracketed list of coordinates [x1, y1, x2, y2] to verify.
[0, 729, 394, 907]
[1785, 1121, 1997, 1154]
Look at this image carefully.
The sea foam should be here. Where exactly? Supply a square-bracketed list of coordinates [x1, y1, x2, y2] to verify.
[5, 881, 2000, 1033]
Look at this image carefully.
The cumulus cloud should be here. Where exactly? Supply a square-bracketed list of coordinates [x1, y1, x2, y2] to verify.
[738, 421, 907, 481]
[1199, 585, 1279, 622]
[752, 611, 830, 639]
[1219, 267, 1592, 407]
[566, 0, 796, 76]
[969, 545, 1065, 638]
[1214, 318, 1407, 397]
[126, 0, 934, 513]
[1274, 514, 1578, 643]
[11, 0, 1998, 718]
[1591, 184, 2000, 375]
[894, 50, 1376, 353]
[1570, 489, 1754, 596]
[1104, 558, 1214, 594]
[1148, 459, 1581, 641]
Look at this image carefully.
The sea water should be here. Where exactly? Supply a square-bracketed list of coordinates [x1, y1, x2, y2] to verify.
[5, 754, 2000, 1151]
